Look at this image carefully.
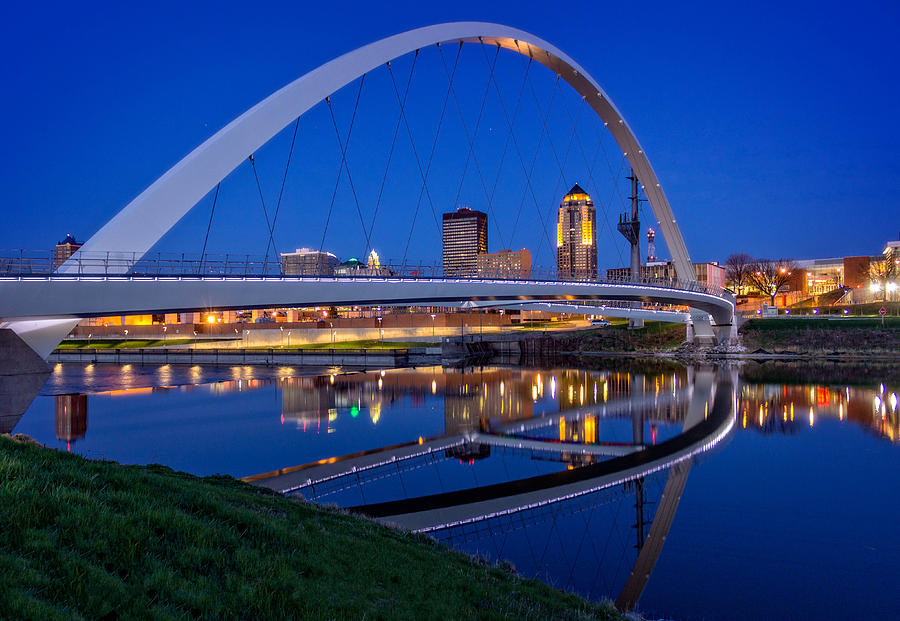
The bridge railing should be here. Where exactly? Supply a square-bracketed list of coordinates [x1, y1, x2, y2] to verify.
[0, 249, 730, 298]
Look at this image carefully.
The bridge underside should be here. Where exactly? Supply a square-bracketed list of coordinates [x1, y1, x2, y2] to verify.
[0, 277, 733, 357]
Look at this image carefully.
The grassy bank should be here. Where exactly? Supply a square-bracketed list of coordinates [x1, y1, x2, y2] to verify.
[0, 436, 622, 620]
[740, 317, 900, 355]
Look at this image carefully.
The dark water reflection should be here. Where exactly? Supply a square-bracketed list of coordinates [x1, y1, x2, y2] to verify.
[8, 361, 900, 620]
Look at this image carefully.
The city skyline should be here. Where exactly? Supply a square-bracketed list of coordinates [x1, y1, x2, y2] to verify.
[2, 1, 898, 267]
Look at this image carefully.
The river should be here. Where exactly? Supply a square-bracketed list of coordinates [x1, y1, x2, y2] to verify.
[8, 360, 900, 620]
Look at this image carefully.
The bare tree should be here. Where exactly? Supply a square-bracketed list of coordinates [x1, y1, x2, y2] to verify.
[866, 258, 897, 301]
[724, 253, 754, 295]
[748, 259, 797, 306]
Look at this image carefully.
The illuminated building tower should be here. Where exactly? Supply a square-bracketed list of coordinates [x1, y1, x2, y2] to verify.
[54, 233, 82, 269]
[442, 207, 487, 277]
[556, 184, 597, 280]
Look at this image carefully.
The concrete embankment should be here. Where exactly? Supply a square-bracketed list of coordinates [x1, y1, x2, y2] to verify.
[49, 347, 442, 368]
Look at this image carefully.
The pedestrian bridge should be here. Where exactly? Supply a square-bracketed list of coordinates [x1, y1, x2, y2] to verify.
[1, 22, 737, 357]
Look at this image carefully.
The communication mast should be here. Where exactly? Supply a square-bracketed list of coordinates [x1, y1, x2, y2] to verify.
[617, 169, 641, 279]
[617, 168, 644, 328]
[646, 228, 656, 262]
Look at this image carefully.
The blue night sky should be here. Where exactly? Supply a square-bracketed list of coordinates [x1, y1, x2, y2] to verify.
[2, 0, 898, 270]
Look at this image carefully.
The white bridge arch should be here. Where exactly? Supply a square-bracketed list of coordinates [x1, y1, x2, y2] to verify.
[2, 22, 732, 357]
[66, 22, 695, 284]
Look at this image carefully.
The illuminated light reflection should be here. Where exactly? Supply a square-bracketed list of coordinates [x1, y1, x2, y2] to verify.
[370, 403, 381, 425]
[416, 401, 738, 533]
[809, 407, 815, 427]
[431, 380, 437, 394]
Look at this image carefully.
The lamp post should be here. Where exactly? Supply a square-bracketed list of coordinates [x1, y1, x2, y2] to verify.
[430, 313, 436, 338]
[162, 324, 167, 346]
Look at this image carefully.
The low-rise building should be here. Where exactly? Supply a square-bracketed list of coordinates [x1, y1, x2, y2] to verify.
[281, 248, 339, 276]
[476, 249, 532, 279]
[54, 233, 82, 268]
[605, 260, 725, 290]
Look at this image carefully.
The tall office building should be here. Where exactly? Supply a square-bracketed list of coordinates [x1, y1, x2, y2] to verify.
[54, 233, 82, 268]
[442, 207, 487, 277]
[556, 184, 597, 280]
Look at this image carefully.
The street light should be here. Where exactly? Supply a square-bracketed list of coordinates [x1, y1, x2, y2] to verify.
[430, 313, 436, 338]
[162, 324, 167, 345]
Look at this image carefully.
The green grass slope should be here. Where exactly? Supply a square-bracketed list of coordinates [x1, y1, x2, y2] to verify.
[0, 436, 623, 621]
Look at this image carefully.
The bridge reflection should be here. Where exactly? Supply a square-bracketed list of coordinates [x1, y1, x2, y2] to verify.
[249, 366, 732, 612]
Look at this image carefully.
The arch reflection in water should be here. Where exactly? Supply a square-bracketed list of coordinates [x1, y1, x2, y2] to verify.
[252, 367, 736, 611]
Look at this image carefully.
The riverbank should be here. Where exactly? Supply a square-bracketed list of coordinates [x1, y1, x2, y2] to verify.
[0, 434, 624, 620]
[738, 317, 900, 355]
[516, 317, 899, 361]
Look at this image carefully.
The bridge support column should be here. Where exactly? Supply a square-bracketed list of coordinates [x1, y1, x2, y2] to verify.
[688, 311, 717, 346]
[713, 322, 738, 345]
[0, 328, 52, 433]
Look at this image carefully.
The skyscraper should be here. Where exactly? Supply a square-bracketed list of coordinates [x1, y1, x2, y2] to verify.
[442, 207, 487, 277]
[556, 184, 597, 280]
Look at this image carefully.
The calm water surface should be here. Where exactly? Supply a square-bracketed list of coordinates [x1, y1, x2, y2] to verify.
[11, 361, 900, 620]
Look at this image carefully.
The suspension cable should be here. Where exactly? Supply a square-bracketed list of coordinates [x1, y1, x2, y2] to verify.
[264, 117, 300, 265]
[560, 93, 626, 267]
[524, 63, 574, 207]
[508, 71, 561, 252]
[365, 49, 422, 261]
[442, 41, 507, 249]
[326, 75, 371, 256]
[318, 76, 367, 255]
[399, 44, 458, 264]
[489, 48, 534, 211]
[249, 154, 278, 259]
[386, 50, 442, 256]
[476, 44, 553, 262]
[200, 183, 220, 259]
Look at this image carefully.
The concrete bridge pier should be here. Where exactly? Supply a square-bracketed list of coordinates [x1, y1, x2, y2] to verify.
[0, 328, 51, 433]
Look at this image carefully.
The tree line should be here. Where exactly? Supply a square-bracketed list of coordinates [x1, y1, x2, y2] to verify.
[724, 254, 797, 304]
